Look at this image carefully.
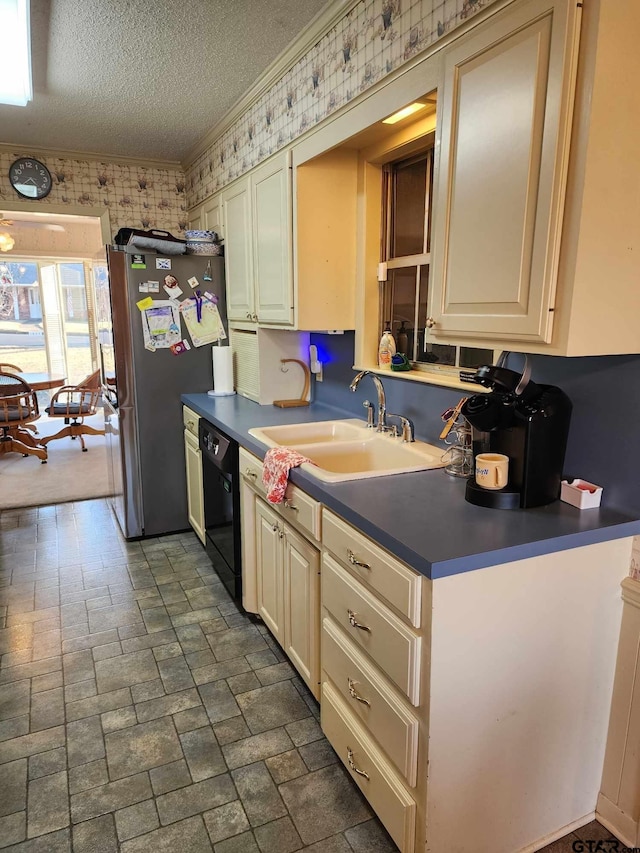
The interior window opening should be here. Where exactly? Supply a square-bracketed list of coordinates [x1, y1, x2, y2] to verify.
[380, 144, 490, 374]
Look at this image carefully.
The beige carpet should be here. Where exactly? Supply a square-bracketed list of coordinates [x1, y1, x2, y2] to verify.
[0, 413, 113, 510]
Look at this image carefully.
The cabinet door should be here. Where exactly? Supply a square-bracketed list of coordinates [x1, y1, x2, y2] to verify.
[240, 479, 258, 614]
[188, 206, 204, 230]
[252, 151, 294, 325]
[184, 430, 205, 545]
[222, 178, 255, 322]
[255, 498, 284, 644]
[283, 523, 320, 699]
[429, 0, 580, 344]
[203, 194, 223, 240]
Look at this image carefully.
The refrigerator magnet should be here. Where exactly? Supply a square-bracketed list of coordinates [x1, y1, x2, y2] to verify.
[138, 282, 149, 293]
[136, 296, 154, 311]
[156, 258, 172, 270]
[147, 280, 160, 293]
[131, 254, 146, 269]
[170, 339, 191, 356]
[163, 277, 183, 300]
[188, 276, 200, 289]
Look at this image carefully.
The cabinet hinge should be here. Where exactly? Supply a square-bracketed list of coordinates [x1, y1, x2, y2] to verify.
[377, 262, 388, 282]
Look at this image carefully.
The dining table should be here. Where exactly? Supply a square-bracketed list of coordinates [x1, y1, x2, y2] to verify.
[3, 372, 67, 392]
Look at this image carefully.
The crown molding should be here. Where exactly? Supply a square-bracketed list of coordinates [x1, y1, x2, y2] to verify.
[0, 142, 181, 171]
[182, 0, 362, 169]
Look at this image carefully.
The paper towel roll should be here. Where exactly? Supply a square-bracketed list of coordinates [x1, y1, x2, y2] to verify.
[212, 346, 234, 394]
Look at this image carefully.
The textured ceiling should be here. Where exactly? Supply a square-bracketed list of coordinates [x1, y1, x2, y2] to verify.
[0, 0, 331, 162]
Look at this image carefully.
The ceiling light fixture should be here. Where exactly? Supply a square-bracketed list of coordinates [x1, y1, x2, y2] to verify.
[382, 102, 427, 125]
[0, 0, 32, 106]
[0, 233, 16, 252]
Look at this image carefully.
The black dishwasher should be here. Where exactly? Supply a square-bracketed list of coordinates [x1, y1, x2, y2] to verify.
[199, 420, 242, 602]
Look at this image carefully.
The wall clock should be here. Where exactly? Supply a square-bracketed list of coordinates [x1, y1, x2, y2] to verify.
[9, 158, 53, 200]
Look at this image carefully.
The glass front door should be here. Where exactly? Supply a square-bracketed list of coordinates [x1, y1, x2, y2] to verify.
[0, 258, 98, 387]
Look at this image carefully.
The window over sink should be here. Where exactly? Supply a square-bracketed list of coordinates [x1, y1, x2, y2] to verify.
[377, 107, 493, 379]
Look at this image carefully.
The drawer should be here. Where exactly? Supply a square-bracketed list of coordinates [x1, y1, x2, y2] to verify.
[239, 448, 320, 541]
[322, 616, 419, 786]
[322, 509, 422, 628]
[240, 447, 265, 494]
[322, 680, 416, 853]
[322, 553, 421, 706]
[279, 482, 320, 541]
[183, 406, 200, 437]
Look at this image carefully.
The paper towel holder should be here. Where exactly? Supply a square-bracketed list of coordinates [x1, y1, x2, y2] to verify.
[207, 345, 236, 397]
[274, 358, 310, 408]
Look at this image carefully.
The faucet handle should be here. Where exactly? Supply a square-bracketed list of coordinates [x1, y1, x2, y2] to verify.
[362, 400, 375, 428]
[386, 413, 415, 443]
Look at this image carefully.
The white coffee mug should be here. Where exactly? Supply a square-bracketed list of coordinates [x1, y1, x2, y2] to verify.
[475, 453, 509, 490]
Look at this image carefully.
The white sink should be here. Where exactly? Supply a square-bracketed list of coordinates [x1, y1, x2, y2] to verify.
[250, 419, 367, 447]
[248, 419, 445, 482]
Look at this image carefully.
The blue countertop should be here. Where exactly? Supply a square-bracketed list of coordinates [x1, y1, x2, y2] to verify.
[182, 393, 640, 580]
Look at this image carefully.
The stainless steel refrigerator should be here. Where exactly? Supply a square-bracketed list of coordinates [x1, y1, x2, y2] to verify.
[97, 246, 226, 538]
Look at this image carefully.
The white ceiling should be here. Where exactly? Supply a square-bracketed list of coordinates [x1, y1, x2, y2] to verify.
[0, 0, 331, 163]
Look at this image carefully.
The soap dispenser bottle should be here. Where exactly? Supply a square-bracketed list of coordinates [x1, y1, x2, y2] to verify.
[378, 323, 396, 368]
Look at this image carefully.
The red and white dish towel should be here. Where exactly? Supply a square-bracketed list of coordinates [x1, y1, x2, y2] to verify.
[262, 447, 313, 504]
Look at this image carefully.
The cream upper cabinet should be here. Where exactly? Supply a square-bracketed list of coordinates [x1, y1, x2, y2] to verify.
[252, 151, 294, 325]
[429, 0, 580, 345]
[221, 177, 255, 322]
[202, 193, 223, 240]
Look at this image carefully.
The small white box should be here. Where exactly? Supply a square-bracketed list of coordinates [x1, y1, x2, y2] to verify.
[560, 479, 603, 509]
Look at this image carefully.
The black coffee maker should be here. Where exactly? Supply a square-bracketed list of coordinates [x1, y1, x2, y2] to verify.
[461, 355, 572, 509]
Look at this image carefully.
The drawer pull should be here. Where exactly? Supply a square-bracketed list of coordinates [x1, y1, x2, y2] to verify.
[348, 678, 370, 707]
[348, 609, 371, 633]
[347, 549, 370, 570]
[271, 523, 279, 532]
[283, 499, 298, 511]
[347, 747, 370, 780]
[244, 469, 257, 480]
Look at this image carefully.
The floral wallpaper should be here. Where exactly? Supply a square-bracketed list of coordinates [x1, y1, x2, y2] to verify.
[0, 151, 187, 238]
[186, 0, 496, 206]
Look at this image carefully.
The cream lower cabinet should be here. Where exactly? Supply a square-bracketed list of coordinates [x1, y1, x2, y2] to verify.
[320, 509, 634, 853]
[321, 509, 426, 853]
[182, 407, 205, 544]
[241, 448, 321, 698]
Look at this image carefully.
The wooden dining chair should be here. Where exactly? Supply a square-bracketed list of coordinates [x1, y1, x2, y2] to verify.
[41, 369, 105, 452]
[0, 372, 47, 462]
[0, 363, 23, 373]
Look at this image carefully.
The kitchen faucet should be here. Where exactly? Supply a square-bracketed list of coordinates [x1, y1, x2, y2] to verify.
[349, 370, 388, 433]
[349, 370, 415, 441]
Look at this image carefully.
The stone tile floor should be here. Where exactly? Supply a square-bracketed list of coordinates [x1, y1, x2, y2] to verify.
[0, 499, 624, 852]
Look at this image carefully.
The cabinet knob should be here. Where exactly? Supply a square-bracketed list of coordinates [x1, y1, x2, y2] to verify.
[244, 469, 257, 479]
[347, 747, 370, 780]
[252, 313, 258, 322]
[246, 312, 252, 319]
[426, 317, 436, 329]
[347, 609, 371, 633]
[283, 499, 298, 512]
